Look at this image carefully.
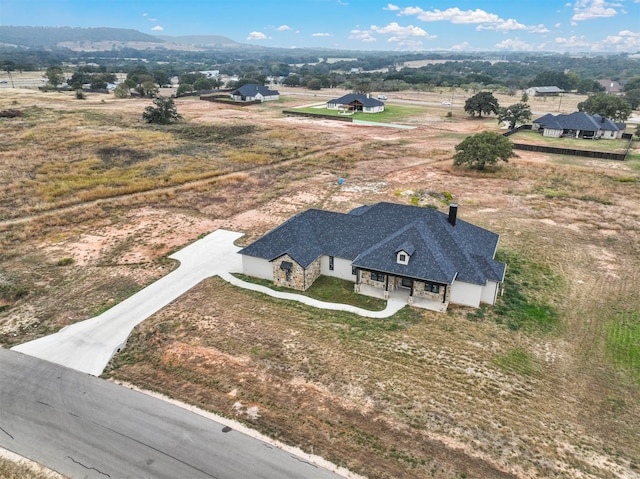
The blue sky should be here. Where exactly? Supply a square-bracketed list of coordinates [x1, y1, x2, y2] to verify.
[1, 0, 640, 52]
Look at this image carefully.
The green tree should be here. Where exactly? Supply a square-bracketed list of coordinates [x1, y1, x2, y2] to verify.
[497, 102, 532, 129]
[176, 83, 193, 96]
[137, 80, 159, 97]
[44, 66, 65, 88]
[113, 83, 131, 98]
[624, 77, 640, 92]
[454, 131, 513, 170]
[283, 75, 301, 87]
[464, 91, 499, 118]
[142, 96, 182, 125]
[530, 71, 574, 91]
[353, 81, 372, 95]
[193, 77, 212, 91]
[307, 78, 322, 90]
[520, 91, 529, 103]
[577, 93, 632, 122]
[624, 89, 640, 110]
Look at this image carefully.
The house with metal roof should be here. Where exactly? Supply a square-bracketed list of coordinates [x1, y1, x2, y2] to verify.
[532, 112, 626, 139]
[525, 86, 565, 97]
[326, 93, 385, 114]
[238, 203, 505, 311]
[230, 84, 279, 102]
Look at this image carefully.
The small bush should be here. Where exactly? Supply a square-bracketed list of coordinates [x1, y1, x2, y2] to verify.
[56, 257, 75, 266]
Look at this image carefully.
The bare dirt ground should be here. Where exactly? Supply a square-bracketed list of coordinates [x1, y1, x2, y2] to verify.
[1, 88, 640, 478]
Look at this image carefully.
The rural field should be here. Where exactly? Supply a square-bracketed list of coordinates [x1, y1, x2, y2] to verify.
[1, 87, 639, 479]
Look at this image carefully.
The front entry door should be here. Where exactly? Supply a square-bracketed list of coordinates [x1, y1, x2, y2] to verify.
[401, 277, 413, 289]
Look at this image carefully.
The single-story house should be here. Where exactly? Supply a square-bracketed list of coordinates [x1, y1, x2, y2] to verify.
[597, 79, 623, 95]
[525, 86, 564, 97]
[532, 112, 626, 139]
[326, 93, 385, 114]
[230, 84, 279, 102]
[238, 203, 506, 311]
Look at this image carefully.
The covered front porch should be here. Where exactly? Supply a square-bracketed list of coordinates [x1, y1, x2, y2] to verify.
[355, 278, 449, 313]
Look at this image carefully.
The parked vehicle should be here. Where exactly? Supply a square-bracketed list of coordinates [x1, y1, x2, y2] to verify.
[377, 94, 387, 100]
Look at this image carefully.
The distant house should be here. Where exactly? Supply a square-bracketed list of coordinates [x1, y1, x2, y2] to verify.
[230, 84, 279, 102]
[525, 86, 564, 97]
[326, 93, 385, 114]
[238, 203, 506, 311]
[532, 112, 626, 139]
[597, 79, 623, 95]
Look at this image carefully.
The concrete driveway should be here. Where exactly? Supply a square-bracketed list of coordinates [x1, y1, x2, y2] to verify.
[12, 229, 244, 376]
[13, 229, 405, 376]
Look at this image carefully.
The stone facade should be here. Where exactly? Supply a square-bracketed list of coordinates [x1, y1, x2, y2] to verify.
[357, 271, 450, 304]
[413, 280, 448, 303]
[272, 254, 321, 291]
[359, 270, 387, 289]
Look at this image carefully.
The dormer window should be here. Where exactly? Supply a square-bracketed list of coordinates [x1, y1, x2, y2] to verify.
[395, 241, 415, 265]
[396, 251, 410, 265]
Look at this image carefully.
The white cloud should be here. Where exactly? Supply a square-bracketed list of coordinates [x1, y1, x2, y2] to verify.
[247, 31, 269, 40]
[312, 32, 332, 37]
[400, 6, 548, 34]
[349, 29, 376, 42]
[553, 35, 596, 48]
[602, 30, 640, 50]
[143, 13, 148, 17]
[277, 25, 291, 31]
[151, 25, 164, 31]
[384, 3, 400, 10]
[494, 38, 541, 51]
[400, 7, 501, 24]
[337, 0, 349, 5]
[571, 0, 618, 21]
[371, 22, 434, 38]
[555, 22, 562, 28]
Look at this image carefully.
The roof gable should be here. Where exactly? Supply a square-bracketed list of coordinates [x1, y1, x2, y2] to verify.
[327, 93, 384, 107]
[232, 83, 279, 97]
[533, 112, 624, 132]
[239, 202, 504, 286]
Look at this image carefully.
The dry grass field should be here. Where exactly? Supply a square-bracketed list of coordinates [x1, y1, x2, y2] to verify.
[1, 87, 639, 479]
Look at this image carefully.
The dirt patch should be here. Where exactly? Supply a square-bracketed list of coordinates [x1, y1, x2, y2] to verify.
[2, 88, 640, 479]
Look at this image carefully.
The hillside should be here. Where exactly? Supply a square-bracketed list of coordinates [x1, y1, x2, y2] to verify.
[155, 34, 239, 47]
[0, 26, 164, 49]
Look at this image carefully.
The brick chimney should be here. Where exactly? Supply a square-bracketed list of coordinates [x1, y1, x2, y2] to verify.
[448, 204, 458, 226]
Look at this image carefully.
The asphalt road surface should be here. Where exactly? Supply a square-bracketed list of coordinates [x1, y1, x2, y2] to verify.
[0, 348, 347, 479]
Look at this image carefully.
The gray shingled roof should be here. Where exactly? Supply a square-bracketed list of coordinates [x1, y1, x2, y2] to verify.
[533, 112, 625, 132]
[232, 84, 279, 98]
[239, 202, 505, 286]
[327, 93, 384, 108]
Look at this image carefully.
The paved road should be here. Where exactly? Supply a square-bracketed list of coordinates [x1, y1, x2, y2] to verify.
[0, 348, 347, 479]
[12, 229, 245, 376]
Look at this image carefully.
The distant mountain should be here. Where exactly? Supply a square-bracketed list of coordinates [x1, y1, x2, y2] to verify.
[155, 35, 239, 48]
[0, 26, 164, 49]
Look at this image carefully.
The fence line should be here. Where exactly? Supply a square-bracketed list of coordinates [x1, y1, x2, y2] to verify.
[282, 110, 354, 122]
[503, 125, 630, 161]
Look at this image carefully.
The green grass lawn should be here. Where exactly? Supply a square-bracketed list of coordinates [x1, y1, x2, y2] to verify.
[233, 274, 387, 311]
[291, 104, 427, 123]
[509, 130, 631, 153]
